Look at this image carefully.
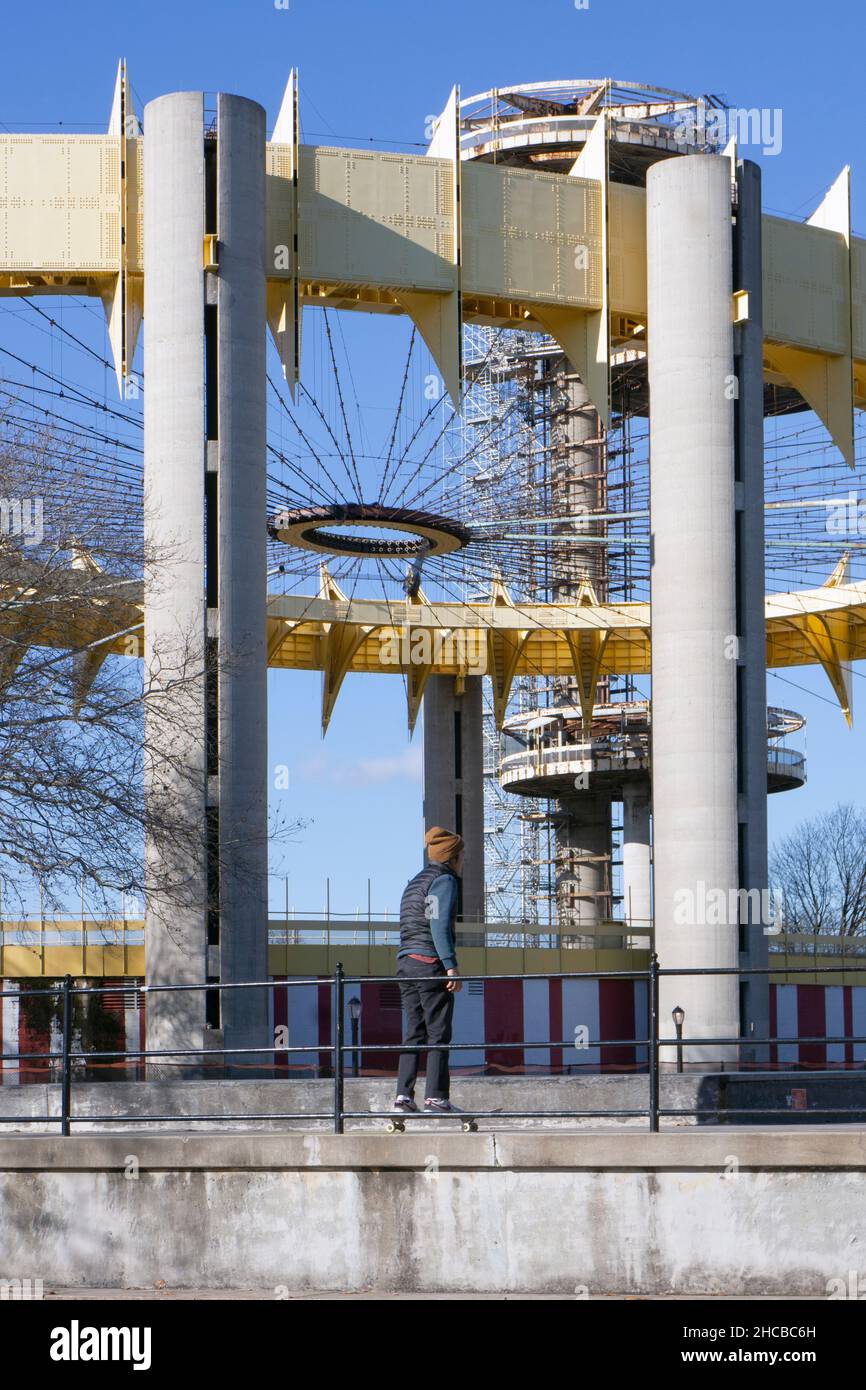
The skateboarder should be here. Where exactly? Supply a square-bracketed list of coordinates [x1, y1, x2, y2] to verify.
[393, 826, 464, 1116]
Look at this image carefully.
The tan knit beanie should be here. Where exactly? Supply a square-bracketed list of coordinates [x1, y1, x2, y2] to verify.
[425, 826, 464, 864]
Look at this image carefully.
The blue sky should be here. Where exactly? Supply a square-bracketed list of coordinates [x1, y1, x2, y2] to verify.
[1, 0, 863, 917]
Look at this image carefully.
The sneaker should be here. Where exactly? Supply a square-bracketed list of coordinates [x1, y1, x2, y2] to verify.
[393, 1095, 419, 1113]
[424, 1097, 460, 1113]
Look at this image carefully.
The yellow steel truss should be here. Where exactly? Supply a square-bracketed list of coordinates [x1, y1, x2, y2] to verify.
[1, 63, 866, 463]
[3, 559, 864, 731]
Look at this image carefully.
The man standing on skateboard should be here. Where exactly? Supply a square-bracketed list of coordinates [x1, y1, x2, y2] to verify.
[393, 826, 464, 1116]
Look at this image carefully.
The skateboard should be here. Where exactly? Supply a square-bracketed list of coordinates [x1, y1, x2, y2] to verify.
[386, 1113, 479, 1133]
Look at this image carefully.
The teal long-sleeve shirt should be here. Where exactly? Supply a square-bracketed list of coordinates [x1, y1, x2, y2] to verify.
[424, 872, 458, 971]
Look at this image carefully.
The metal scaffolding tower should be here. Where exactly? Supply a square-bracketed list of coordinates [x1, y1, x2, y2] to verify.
[459, 322, 651, 932]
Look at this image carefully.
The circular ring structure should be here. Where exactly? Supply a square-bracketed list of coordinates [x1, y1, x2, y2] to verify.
[270, 504, 471, 560]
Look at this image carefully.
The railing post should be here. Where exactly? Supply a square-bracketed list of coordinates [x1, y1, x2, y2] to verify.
[60, 974, 73, 1137]
[648, 952, 660, 1133]
[334, 961, 345, 1134]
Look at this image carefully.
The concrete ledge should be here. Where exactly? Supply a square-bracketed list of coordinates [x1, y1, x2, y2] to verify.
[3, 1074, 863, 1134]
[1, 1127, 865, 1171]
[2, 1128, 865, 1292]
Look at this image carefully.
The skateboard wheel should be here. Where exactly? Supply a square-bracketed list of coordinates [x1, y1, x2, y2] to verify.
[387, 1119, 405, 1133]
[462, 1120, 478, 1132]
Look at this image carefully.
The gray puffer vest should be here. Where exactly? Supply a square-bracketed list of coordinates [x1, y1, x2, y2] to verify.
[399, 861, 456, 957]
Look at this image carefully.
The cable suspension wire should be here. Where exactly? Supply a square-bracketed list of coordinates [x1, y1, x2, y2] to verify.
[2, 298, 863, 638]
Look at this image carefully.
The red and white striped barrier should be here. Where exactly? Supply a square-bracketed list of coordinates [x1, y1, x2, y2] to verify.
[2, 978, 865, 1081]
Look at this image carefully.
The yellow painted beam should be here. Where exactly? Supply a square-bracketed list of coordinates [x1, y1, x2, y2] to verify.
[393, 289, 462, 409]
[267, 68, 301, 397]
[406, 657, 434, 736]
[561, 580, 611, 731]
[5, 124, 866, 410]
[100, 59, 142, 396]
[3, 918, 865, 983]
[796, 611, 855, 726]
[2, 566, 865, 725]
[485, 577, 529, 727]
[321, 621, 378, 734]
[393, 86, 464, 409]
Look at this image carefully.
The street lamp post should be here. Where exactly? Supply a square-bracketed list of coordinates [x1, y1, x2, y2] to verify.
[349, 996, 362, 1077]
[672, 1005, 685, 1074]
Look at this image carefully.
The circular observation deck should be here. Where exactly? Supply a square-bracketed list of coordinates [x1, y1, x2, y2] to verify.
[458, 80, 727, 181]
[458, 80, 809, 419]
[499, 702, 806, 798]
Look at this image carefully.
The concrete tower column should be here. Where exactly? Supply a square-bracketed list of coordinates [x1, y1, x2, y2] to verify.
[551, 371, 606, 601]
[647, 154, 739, 1065]
[735, 159, 770, 1062]
[143, 92, 270, 1066]
[550, 369, 612, 939]
[423, 675, 485, 932]
[143, 92, 208, 1059]
[622, 782, 652, 934]
[215, 94, 269, 1056]
[554, 791, 612, 943]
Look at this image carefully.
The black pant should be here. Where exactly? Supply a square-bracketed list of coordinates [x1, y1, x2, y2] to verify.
[396, 957, 454, 1101]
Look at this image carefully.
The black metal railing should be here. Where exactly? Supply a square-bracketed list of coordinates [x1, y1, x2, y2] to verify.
[1, 956, 865, 1135]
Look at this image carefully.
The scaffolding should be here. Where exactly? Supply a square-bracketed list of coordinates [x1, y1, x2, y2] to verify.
[457, 325, 545, 928]
[457, 319, 652, 931]
[453, 79, 694, 933]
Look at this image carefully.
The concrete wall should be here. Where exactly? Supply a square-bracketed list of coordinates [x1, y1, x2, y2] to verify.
[1, 1131, 865, 1293]
[0, 1075, 713, 1131]
[4, 1074, 865, 1132]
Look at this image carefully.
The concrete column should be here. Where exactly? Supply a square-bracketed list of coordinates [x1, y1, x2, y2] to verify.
[143, 93, 208, 1060]
[647, 155, 739, 1065]
[622, 782, 652, 934]
[423, 675, 485, 933]
[215, 95, 270, 1057]
[143, 92, 270, 1068]
[735, 159, 770, 1062]
[554, 790, 612, 944]
[549, 369, 612, 943]
[551, 369, 607, 705]
[551, 371, 606, 603]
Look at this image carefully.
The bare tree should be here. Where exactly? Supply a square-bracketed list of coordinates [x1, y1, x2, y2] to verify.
[770, 804, 866, 937]
[0, 406, 298, 922]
